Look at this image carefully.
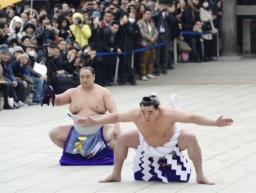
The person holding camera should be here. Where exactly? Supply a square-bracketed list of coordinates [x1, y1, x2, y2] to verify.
[117, 12, 139, 85]
[36, 14, 56, 49]
[69, 12, 92, 49]
[89, 11, 106, 86]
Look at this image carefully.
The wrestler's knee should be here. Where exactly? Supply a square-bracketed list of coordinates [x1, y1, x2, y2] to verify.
[116, 131, 139, 148]
[184, 134, 199, 149]
[49, 127, 59, 141]
[179, 132, 198, 150]
[116, 133, 127, 143]
[49, 125, 70, 142]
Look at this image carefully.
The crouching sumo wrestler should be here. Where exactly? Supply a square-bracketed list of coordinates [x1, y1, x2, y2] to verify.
[44, 66, 120, 165]
[76, 95, 233, 184]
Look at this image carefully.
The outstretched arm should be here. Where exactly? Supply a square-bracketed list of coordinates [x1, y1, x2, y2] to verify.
[76, 110, 136, 127]
[170, 110, 233, 127]
[54, 88, 74, 106]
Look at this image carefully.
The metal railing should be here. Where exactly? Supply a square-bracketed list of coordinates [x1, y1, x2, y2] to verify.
[95, 30, 220, 85]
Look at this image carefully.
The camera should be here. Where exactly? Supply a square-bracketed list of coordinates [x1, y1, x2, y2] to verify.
[75, 17, 82, 25]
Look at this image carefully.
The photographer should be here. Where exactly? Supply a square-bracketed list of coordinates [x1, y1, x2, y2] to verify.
[82, 45, 97, 67]
[81, 1, 98, 15]
[117, 12, 139, 85]
[35, 14, 56, 47]
[69, 12, 92, 49]
[89, 11, 105, 86]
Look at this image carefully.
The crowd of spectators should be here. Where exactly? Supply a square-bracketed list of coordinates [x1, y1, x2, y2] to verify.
[0, 0, 222, 110]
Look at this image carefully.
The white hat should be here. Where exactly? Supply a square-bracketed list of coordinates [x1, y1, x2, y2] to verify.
[10, 46, 24, 55]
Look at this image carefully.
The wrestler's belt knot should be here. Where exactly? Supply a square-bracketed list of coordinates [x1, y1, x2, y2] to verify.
[73, 136, 87, 156]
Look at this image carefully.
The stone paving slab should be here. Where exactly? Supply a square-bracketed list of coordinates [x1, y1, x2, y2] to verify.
[0, 59, 256, 193]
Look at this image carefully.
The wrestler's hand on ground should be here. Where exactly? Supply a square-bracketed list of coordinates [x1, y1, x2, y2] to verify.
[41, 85, 55, 106]
[215, 115, 234, 127]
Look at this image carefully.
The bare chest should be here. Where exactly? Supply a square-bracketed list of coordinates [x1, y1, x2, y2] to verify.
[69, 90, 106, 116]
[135, 119, 175, 146]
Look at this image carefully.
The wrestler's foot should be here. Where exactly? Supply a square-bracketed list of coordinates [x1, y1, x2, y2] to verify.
[197, 176, 214, 185]
[99, 174, 121, 183]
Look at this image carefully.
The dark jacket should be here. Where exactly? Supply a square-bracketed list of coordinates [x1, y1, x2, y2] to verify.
[102, 27, 120, 52]
[0, 60, 16, 82]
[117, 22, 141, 52]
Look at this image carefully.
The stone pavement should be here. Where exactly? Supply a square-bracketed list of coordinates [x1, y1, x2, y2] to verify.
[0, 59, 256, 193]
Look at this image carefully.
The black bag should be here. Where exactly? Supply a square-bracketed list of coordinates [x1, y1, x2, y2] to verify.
[55, 73, 74, 94]
[202, 22, 212, 32]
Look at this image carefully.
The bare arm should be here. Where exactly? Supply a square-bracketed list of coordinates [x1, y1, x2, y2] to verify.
[169, 109, 233, 127]
[76, 110, 136, 127]
[103, 89, 121, 137]
[54, 88, 74, 106]
[103, 89, 118, 114]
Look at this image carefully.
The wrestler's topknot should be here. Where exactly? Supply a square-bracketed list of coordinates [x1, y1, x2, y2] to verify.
[140, 96, 160, 110]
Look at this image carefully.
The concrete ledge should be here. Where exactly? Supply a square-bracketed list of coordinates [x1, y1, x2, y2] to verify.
[236, 5, 256, 15]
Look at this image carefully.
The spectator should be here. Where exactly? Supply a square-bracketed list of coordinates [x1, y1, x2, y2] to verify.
[153, 4, 171, 75]
[51, 17, 60, 36]
[22, 22, 36, 39]
[58, 16, 71, 41]
[0, 49, 26, 107]
[137, 8, 158, 81]
[100, 11, 113, 28]
[6, 6, 16, 21]
[70, 12, 92, 49]
[183, 0, 202, 62]
[8, 16, 24, 41]
[200, 0, 218, 61]
[36, 14, 56, 46]
[25, 43, 38, 64]
[0, 0, 223, 95]
[46, 44, 74, 93]
[17, 53, 44, 104]
[117, 12, 139, 85]
[61, 3, 72, 17]
[136, 3, 146, 20]
[58, 39, 69, 58]
[102, 21, 121, 85]
[166, 2, 179, 68]
[20, 35, 31, 49]
[89, 11, 105, 86]
[0, 22, 9, 45]
[0, 61, 13, 109]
